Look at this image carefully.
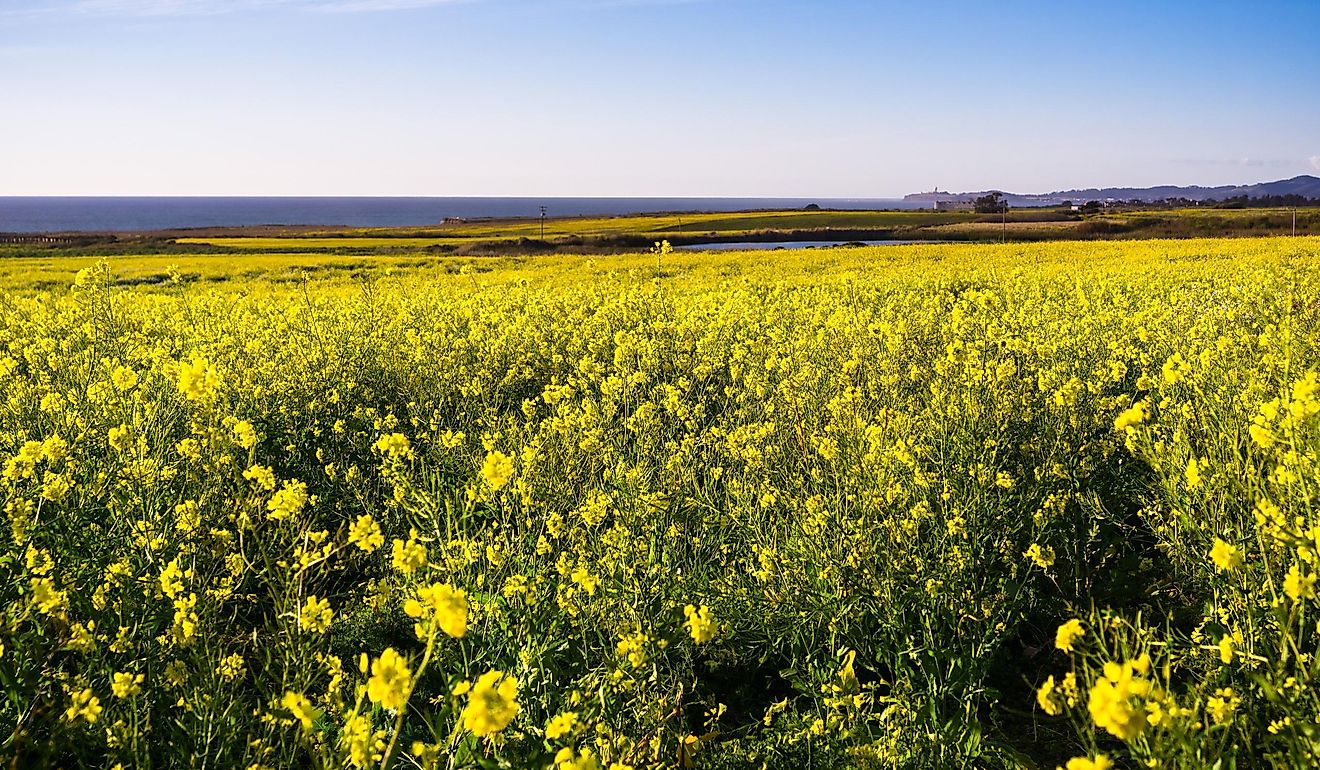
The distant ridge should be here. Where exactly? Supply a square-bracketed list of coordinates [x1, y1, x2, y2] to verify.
[905, 175, 1320, 206]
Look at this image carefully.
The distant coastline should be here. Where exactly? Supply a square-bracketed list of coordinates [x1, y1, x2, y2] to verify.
[0, 197, 922, 234]
[904, 174, 1320, 207]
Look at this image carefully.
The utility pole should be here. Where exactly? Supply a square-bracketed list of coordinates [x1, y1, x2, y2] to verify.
[540, 206, 547, 239]
[1002, 200, 1008, 243]
[1294, 208, 1298, 237]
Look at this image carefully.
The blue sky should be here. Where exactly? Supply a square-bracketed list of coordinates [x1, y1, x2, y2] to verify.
[2, 0, 1318, 196]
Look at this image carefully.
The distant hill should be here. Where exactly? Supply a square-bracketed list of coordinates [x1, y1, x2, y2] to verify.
[905, 175, 1320, 206]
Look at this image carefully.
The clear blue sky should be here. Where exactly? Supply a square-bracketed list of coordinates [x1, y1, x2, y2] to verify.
[2, 0, 1318, 197]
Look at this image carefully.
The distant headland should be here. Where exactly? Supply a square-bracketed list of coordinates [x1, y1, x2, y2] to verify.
[905, 175, 1320, 207]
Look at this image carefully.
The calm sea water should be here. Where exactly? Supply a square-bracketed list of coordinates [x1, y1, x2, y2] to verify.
[0, 197, 919, 233]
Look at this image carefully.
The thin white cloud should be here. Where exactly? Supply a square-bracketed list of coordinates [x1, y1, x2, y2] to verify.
[1172, 157, 1295, 169]
[0, 45, 60, 56]
[315, 0, 469, 12]
[585, 0, 715, 6]
[4, 0, 468, 16]
[1310, 156, 1320, 172]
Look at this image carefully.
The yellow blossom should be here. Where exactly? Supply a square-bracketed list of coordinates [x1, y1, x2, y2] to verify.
[111, 672, 144, 699]
[684, 604, 717, 644]
[1087, 657, 1156, 741]
[1025, 543, 1056, 569]
[404, 583, 468, 638]
[480, 451, 514, 491]
[65, 688, 103, 724]
[267, 480, 309, 521]
[1037, 675, 1062, 716]
[554, 747, 599, 770]
[299, 595, 334, 633]
[545, 711, 579, 740]
[30, 576, 68, 616]
[110, 366, 139, 391]
[218, 653, 246, 682]
[366, 648, 413, 710]
[1209, 538, 1243, 572]
[176, 356, 220, 401]
[1218, 634, 1235, 665]
[347, 514, 384, 553]
[461, 670, 520, 736]
[1284, 563, 1316, 602]
[392, 534, 427, 575]
[232, 420, 258, 449]
[1055, 619, 1084, 653]
[1113, 401, 1148, 431]
[281, 691, 319, 732]
[1205, 687, 1239, 725]
[374, 432, 411, 458]
[1184, 456, 1203, 489]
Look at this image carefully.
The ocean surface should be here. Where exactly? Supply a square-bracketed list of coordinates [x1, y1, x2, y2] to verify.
[0, 197, 920, 233]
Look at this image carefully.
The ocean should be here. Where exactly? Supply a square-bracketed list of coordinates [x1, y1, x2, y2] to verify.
[0, 197, 920, 234]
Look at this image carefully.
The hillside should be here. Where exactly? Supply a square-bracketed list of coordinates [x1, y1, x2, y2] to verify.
[906, 174, 1320, 206]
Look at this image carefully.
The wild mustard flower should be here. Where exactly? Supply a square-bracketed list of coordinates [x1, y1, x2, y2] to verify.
[347, 514, 384, 553]
[65, 688, 103, 724]
[1184, 457, 1203, 489]
[1024, 543, 1055, 569]
[404, 583, 468, 638]
[480, 451, 514, 490]
[460, 670, 520, 736]
[392, 533, 427, 574]
[571, 567, 600, 596]
[218, 653, 246, 682]
[1036, 675, 1062, 716]
[108, 424, 131, 452]
[1113, 401, 1148, 431]
[374, 432, 411, 458]
[110, 365, 139, 391]
[299, 595, 333, 633]
[232, 420, 258, 449]
[176, 356, 220, 401]
[281, 691, 319, 731]
[266, 479, 308, 521]
[366, 648, 412, 710]
[1086, 656, 1156, 741]
[1209, 538, 1243, 572]
[1055, 619, 1084, 653]
[1205, 688, 1239, 725]
[1061, 757, 1113, 770]
[554, 747, 599, 770]
[341, 712, 378, 767]
[1161, 353, 1188, 384]
[684, 604, 716, 644]
[159, 559, 186, 598]
[111, 672, 143, 699]
[29, 577, 67, 616]
[1284, 563, 1316, 602]
[544, 711, 579, 740]
[616, 631, 653, 669]
[1218, 634, 1235, 664]
[244, 464, 277, 491]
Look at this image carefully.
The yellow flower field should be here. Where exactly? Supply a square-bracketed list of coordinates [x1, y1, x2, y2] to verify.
[4, 237, 1320, 768]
